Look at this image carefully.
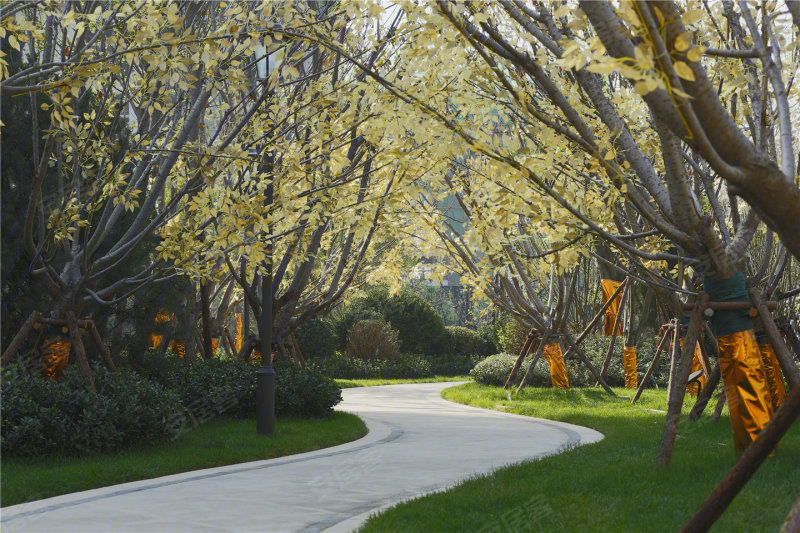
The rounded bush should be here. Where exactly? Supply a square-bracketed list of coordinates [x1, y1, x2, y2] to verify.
[294, 318, 338, 359]
[441, 326, 482, 356]
[346, 319, 400, 360]
[1, 364, 182, 457]
[385, 354, 432, 378]
[384, 290, 446, 355]
[469, 353, 549, 387]
[274, 363, 342, 418]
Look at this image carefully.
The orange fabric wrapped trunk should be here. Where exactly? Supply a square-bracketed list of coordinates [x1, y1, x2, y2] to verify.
[717, 331, 774, 453]
[757, 343, 787, 410]
[41, 339, 70, 380]
[623, 346, 637, 389]
[235, 312, 243, 352]
[600, 279, 623, 336]
[544, 343, 570, 389]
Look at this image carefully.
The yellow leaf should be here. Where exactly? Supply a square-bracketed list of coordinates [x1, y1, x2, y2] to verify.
[674, 32, 693, 52]
[686, 45, 705, 62]
[8, 34, 19, 51]
[673, 61, 695, 81]
[681, 8, 704, 25]
[553, 4, 570, 17]
[586, 62, 615, 75]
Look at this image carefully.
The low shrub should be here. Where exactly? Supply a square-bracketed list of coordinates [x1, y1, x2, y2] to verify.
[312, 351, 387, 379]
[385, 354, 432, 379]
[470, 335, 668, 389]
[274, 363, 343, 417]
[440, 326, 482, 356]
[469, 353, 550, 387]
[428, 354, 483, 376]
[1, 364, 181, 457]
[294, 318, 338, 359]
[346, 319, 400, 360]
[137, 349, 342, 418]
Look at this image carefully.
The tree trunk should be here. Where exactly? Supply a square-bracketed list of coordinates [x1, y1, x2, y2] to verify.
[1, 310, 41, 367]
[504, 329, 536, 389]
[200, 280, 214, 360]
[632, 327, 671, 404]
[66, 310, 95, 391]
[681, 384, 800, 532]
[657, 293, 709, 467]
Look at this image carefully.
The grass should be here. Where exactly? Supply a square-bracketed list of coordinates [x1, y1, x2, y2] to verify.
[359, 384, 800, 533]
[336, 376, 470, 388]
[2, 412, 367, 507]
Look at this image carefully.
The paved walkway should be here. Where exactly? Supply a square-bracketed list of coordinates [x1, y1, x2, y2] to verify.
[2, 382, 603, 533]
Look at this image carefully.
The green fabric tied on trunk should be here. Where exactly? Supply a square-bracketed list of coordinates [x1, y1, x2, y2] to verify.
[703, 273, 753, 337]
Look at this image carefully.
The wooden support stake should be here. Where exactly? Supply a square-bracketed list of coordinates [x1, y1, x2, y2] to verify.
[780, 492, 800, 533]
[680, 384, 800, 532]
[223, 327, 237, 359]
[87, 321, 116, 372]
[600, 279, 630, 382]
[689, 364, 721, 421]
[749, 289, 800, 389]
[563, 332, 615, 395]
[632, 327, 671, 404]
[666, 320, 681, 405]
[1, 310, 41, 367]
[657, 293, 709, 467]
[711, 393, 726, 423]
[518, 331, 549, 392]
[504, 329, 537, 389]
[290, 333, 307, 368]
[66, 311, 96, 392]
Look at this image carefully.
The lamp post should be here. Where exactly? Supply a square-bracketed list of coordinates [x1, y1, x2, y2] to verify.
[254, 40, 277, 436]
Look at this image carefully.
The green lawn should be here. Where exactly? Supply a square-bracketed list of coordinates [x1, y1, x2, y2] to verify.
[2, 412, 366, 507]
[336, 376, 470, 388]
[359, 384, 800, 532]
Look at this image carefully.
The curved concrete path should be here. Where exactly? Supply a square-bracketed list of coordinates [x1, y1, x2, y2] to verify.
[2, 382, 603, 533]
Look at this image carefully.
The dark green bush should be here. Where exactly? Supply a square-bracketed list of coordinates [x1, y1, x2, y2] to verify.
[385, 354, 432, 378]
[274, 363, 342, 417]
[384, 290, 446, 355]
[346, 319, 400, 360]
[312, 351, 388, 379]
[137, 349, 342, 418]
[476, 323, 500, 356]
[294, 318, 338, 359]
[429, 354, 483, 376]
[1, 364, 181, 457]
[440, 326, 482, 356]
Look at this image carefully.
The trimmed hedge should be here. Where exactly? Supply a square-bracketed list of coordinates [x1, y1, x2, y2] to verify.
[138, 349, 343, 418]
[440, 326, 482, 356]
[312, 352, 476, 379]
[1, 364, 181, 457]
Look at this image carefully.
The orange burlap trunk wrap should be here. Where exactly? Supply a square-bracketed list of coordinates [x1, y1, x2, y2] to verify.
[757, 343, 787, 410]
[623, 346, 637, 389]
[544, 343, 570, 389]
[600, 279, 623, 336]
[717, 331, 774, 453]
